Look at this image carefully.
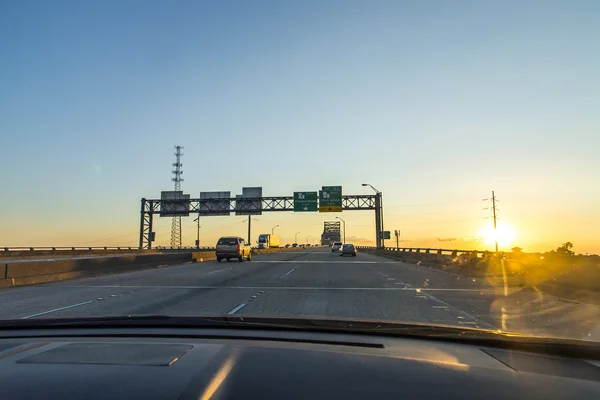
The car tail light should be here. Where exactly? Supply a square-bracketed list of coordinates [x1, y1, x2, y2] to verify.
[215, 246, 219, 251]
[237, 244, 241, 252]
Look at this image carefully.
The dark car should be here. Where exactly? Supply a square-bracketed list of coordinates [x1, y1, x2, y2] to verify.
[340, 244, 357, 257]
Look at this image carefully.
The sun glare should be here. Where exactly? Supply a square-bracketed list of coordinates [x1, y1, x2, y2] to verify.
[478, 222, 516, 249]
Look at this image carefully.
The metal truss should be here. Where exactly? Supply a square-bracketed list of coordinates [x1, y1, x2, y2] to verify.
[140, 194, 377, 249]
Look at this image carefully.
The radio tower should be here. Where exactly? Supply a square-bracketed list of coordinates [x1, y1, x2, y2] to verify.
[171, 146, 184, 247]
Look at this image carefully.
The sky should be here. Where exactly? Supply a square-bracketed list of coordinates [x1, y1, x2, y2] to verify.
[1, 0, 599, 254]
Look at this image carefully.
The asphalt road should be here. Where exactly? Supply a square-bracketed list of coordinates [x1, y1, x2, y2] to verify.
[1, 248, 598, 341]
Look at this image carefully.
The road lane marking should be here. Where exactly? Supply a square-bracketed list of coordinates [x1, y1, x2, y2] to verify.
[420, 292, 495, 329]
[284, 268, 295, 276]
[227, 303, 246, 315]
[62, 285, 500, 293]
[21, 300, 95, 319]
[251, 260, 393, 264]
[208, 267, 231, 275]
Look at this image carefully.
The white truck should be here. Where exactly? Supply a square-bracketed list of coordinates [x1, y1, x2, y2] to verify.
[257, 234, 280, 249]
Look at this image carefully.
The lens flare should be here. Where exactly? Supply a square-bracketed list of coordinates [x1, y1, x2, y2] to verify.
[478, 222, 516, 249]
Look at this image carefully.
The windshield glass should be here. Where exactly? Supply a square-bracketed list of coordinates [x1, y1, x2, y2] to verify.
[1, 1, 598, 344]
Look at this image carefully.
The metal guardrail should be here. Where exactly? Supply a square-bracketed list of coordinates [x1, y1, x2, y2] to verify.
[1, 246, 215, 252]
[356, 246, 492, 257]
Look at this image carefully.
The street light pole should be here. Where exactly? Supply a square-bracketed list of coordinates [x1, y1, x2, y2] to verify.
[362, 183, 384, 247]
[246, 217, 258, 244]
[272, 225, 279, 235]
[335, 216, 346, 244]
[193, 215, 201, 248]
[248, 215, 251, 244]
[295, 231, 300, 244]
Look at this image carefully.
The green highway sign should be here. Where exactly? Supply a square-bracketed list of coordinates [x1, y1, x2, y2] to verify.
[294, 191, 318, 212]
[319, 186, 342, 212]
[379, 231, 391, 240]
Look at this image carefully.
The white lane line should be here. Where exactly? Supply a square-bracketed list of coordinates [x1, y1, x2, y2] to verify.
[254, 260, 381, 264]
[227, 303, 246, 315]
[421, 292, 495, 329]
[207, 267, 231, 275]
[284, 268, 295, 276]
[21, 300, 95, 319]
[63, 285, 498, 293]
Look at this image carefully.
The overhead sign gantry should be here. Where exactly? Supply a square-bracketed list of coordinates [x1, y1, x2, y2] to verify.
[140, 185, 383, 249]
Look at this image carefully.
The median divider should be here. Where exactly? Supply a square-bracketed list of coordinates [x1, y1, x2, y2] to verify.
[1, 245, 310, 288]
[3, 252, 197, 288]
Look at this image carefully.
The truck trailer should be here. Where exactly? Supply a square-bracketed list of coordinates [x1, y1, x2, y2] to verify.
[257, 234, 280, 249]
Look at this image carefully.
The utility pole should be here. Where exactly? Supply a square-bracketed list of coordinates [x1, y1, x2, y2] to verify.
[170, 146, 184, 248]
[492, 191, 498, 253]
[483, 191, 500, 253]
[394, 230, 400, 248]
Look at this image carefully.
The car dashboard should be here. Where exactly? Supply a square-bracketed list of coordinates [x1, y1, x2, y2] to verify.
[1, 326, 599, 399]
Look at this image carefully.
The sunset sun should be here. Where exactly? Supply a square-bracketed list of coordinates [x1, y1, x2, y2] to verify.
[478, 223, 516, 249]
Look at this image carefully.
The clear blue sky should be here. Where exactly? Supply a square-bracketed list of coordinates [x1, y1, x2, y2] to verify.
[1, 1, 599, 253]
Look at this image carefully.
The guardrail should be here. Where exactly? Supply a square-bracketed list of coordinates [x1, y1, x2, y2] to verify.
[1, 246, 215, 252]
[356, 246, 493, 257]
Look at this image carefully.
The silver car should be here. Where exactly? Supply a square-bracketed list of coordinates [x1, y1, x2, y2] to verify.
[340, 244, 357, 257]
[331, 242, 343, 252]
[215, 236, 252, 262]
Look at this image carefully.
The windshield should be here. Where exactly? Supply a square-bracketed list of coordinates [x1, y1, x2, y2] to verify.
[1, 1, 598, 345]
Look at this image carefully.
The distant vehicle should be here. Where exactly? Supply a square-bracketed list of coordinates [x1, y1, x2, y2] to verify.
[306, 244, 311, 247]
[332, 242, 343, 252]
[215, 236, 252, 262]
[285, 244, 291, 248]
[292, 243, 298, 247]
[340, 244, 357, 257]
[257, 234, 280, 249]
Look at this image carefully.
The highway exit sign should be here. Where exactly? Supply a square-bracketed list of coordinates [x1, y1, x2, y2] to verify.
[319, 186, 342, 212]
[379, 231, 391, 240]
[294, 191, 318, 212]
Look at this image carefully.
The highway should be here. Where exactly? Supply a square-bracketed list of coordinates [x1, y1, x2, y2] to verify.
[1, 248, 598, 340]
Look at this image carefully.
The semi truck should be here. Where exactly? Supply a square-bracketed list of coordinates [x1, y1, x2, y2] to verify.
[257, 234, 280, 249]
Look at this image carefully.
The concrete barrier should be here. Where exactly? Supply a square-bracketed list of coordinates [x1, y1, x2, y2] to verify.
[1, 245, 308, 288]
[4, 252, 196, 288]
[0, 247, 215, 260]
